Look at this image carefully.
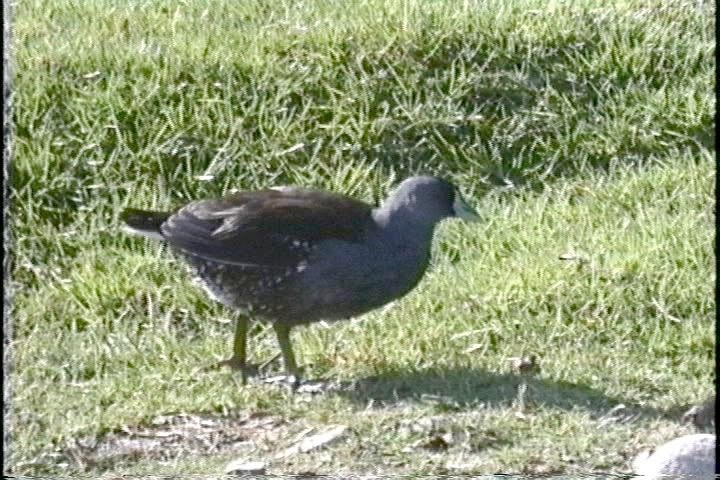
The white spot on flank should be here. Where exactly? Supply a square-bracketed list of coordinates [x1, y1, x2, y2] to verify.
[213, 206, 247, 217]
[192, 276, 230, 305]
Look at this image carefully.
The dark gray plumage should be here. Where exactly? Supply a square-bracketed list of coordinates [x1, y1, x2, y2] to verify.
[122, 176, 479, 386]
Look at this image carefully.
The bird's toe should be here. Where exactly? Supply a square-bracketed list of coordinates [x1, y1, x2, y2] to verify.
[205, 357, 261, 383]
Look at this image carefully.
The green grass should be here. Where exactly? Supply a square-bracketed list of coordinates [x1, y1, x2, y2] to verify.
[8, 0, 714, 476]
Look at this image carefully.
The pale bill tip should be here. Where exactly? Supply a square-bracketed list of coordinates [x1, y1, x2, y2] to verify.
[453, 195, 480, 222]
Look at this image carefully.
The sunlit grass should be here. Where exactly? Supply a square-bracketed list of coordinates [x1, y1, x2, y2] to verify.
[9, 0, 714, 476]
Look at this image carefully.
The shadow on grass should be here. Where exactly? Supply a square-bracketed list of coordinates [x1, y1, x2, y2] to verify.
[323, 366, 674, 421]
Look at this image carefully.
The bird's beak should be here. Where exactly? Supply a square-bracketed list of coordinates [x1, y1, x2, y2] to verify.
[453, 194, 481, 222]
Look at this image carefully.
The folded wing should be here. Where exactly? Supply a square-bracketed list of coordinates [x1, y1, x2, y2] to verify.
[160, 188, 373, 269]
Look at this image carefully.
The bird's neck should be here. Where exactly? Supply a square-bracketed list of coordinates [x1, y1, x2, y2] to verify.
[371, 205, 438, 248]
[369, 206, 435, 298]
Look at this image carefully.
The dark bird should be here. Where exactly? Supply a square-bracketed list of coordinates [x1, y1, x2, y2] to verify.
[121, 176, 479, 386]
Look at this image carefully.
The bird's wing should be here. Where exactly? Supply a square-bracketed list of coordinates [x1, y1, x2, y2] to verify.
[160, 188, 373, 268]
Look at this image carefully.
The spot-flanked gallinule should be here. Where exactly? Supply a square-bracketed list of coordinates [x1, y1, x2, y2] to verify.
[122, 176, 479, 387]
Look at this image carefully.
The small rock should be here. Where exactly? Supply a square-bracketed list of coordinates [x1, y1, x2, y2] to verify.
[682, 395, 715, 431]
[224, 459, 267, 476]
[632, 433, 715, 479]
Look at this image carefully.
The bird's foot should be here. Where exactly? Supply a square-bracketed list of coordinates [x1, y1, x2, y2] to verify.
[204, 357, 261, 384]
[261, 373, 303, 391]
[261, 375, 339, 394]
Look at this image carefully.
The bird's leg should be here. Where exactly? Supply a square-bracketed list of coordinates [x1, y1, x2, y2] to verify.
[273, 323, 302, 388]
[209, 316, 259, 384]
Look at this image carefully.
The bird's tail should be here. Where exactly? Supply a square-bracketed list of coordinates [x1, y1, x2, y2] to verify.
[121, 208, 170, 241]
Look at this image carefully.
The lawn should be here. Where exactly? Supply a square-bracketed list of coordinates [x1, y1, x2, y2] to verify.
[7, 0, 715, 476]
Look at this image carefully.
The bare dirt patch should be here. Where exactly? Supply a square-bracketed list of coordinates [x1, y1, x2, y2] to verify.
[37, 411, 291, 472]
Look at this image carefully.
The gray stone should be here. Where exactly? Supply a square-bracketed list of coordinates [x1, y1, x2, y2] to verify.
[224, 459, 267, 476]
[632, 433, 715, 479]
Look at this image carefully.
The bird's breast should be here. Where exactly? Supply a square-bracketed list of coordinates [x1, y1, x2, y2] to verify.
[288, 239, 432, 320]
